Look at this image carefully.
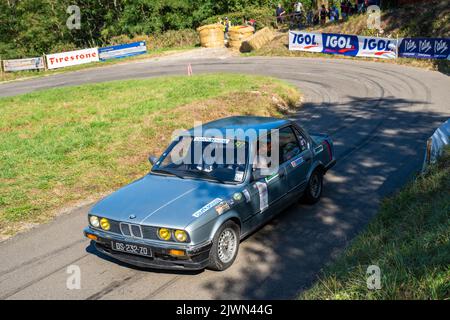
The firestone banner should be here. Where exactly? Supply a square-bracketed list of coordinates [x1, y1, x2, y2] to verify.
[46, 48, 99, 69]
[398, 38, 450, 59]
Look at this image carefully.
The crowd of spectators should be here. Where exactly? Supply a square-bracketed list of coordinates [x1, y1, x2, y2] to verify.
[275, 1, 378, 28]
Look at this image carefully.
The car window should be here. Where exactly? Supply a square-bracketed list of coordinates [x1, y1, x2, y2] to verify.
[293, 127, 309, 152]
[279, 127, 301, 163]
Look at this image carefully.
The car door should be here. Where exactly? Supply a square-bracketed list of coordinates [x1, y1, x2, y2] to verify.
[249, 132, 290, 214]
[283, 126, 313, 195]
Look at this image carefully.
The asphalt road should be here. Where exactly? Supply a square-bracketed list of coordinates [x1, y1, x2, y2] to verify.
[0, 51, 449, 300]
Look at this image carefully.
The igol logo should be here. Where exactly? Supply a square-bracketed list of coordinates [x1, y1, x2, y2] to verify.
[291, 33, 319, 48]
[362, 38, 395, 56]
[325, 36, 354, 49]
[363, 39, 392, 51]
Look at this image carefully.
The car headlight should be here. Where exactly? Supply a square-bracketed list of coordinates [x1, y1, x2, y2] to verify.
[100, 218, 110, 231]
[158, 228, 171, 241]
[174, 230, 188, 242]
[89, 216, 100, 228]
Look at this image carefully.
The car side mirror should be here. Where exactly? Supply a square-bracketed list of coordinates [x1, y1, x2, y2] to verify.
[148, 155, 158, 166]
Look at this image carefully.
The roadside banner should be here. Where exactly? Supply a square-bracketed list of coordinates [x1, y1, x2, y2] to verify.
[357, 36, 398, 59]
[289, 31, 323, 52]
[46, 48, 99, 69]
[3, 57, 45, 72]
[398, 38, 450, 59]
[322, 33, 359, 56]
[98, 41, 147, 61]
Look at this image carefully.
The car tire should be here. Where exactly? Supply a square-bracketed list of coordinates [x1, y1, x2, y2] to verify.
[302, 169, 323, 204]
[208, 221, 240, 271]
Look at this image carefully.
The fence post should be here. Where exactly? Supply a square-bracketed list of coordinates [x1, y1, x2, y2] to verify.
[396, 36, 399, 59]
[43, 54, 48, 71]
[0, 56, 4, 81]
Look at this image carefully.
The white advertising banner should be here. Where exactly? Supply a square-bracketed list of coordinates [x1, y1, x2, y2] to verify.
[46, 48, 99, 69]
[289, 31, 323, 52]
[357, 36, 398, 59]
[3, 57, 45, 72]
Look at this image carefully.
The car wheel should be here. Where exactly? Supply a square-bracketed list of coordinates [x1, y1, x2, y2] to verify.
[302, 169, 323, 204]
[208, 221, 240, 271]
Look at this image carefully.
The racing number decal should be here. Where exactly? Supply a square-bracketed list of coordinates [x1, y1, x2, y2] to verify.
[254, 182, 269, 212]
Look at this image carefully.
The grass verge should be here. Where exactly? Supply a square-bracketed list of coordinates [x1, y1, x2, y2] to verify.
[300, 147, 450, 300]
[0, 73, 301, 239]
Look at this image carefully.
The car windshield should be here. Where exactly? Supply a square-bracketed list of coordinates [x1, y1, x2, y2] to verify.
[152, 136, 249, 184]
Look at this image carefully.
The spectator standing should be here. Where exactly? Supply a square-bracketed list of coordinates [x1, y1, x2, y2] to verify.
[307, 9, 314, 26]
[293, 1, 304, 29]
[334, 5, 340, 21]
[223, 17, 232, 39]
[341, 1, 348, 20]
[319, 4, 327, 25]
[275, 3, 286, 27]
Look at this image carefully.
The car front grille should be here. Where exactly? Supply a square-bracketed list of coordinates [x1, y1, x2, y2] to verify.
[107, 219, 159, 241]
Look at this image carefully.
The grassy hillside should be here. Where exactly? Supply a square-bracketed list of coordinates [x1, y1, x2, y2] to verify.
[248, 1, 449, 74]
[0, 74, 301, 239]
[311, 0, 449, 38]
[301, 147, 450, 300]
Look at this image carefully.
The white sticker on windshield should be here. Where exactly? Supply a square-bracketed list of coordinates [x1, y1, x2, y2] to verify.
[234, 171, 244, 182]
[194, 137, 230, 144]
[254, 182, 269, 212]
[192, 198, 223, 218]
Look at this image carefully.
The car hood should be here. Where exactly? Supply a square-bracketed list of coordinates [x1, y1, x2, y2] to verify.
[90, 173, 239, 229]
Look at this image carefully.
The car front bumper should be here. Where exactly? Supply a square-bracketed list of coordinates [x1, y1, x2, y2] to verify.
[83, 227, 212, 271]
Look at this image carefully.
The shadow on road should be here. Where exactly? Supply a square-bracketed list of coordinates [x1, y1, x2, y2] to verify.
[198, 95, 447, 299]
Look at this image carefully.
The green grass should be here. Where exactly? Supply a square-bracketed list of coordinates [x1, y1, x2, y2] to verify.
[0, 73, 300, 238]
[300, 148, 450, 300]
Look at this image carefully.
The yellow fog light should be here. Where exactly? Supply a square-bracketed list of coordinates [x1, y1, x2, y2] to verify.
[89, 216, 100, 228]
[158, 228, 171, 241]
[169, 249, 186, 257]
[86, 233, 98, 241]
[100, 218, 110, 231]
[174, 230, 188, 242]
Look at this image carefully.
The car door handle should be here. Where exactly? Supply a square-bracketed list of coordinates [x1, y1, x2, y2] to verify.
[279, 171, 286, 178]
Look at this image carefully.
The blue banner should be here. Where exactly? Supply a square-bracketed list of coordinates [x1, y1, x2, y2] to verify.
[99, 41, 147, 61]
[398, 38, 450, 59]
[322, 33, 359, 56]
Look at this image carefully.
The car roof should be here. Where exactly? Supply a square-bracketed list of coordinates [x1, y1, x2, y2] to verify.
[186, 116, 291, 141]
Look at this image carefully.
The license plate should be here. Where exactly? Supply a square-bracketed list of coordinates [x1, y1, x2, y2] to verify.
[111, 240, 152, 257]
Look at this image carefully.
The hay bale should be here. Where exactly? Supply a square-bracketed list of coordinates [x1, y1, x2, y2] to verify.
[240, 27, 275, 53]
[227, 25, 255, 49]
[197, 24, 224, 48]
